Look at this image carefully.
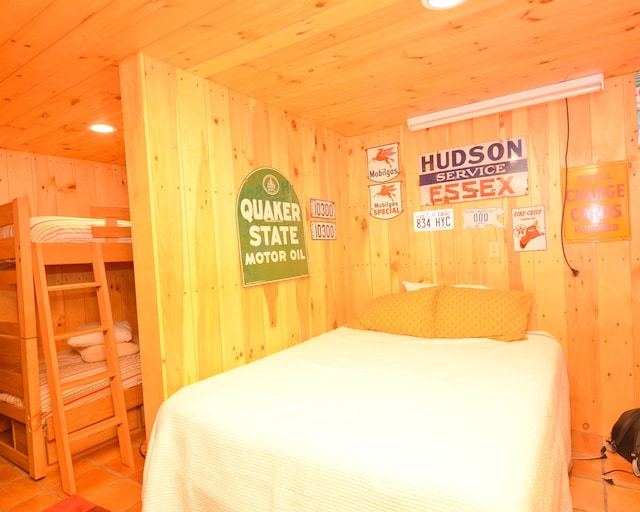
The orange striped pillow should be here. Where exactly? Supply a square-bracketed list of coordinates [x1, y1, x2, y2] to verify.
[434, 285, 532, 341]
[356, 285, 444, 338]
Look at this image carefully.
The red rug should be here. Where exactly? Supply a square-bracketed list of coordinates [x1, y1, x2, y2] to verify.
[43, 494, 110, 512]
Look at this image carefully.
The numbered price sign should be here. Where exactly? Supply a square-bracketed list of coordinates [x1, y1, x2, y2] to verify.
[414, 208, 454, 232]
[310, 221, 337, 240]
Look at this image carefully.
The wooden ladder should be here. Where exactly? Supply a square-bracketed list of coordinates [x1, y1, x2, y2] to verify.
[32, 241, 134, 495]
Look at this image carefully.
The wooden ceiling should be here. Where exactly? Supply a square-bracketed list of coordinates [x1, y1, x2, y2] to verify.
[1, 0, 639, 166]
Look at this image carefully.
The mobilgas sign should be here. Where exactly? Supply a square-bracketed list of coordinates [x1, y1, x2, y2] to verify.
[419, 137, 529, 206]
[236, 167, 309, 286]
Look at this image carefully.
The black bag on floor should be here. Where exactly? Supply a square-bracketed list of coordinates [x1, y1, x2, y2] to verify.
[604, 408, 640, 477]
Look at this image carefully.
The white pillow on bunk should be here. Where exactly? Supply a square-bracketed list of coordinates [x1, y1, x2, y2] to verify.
[67, 320, 132, 347]
[76, 341, 140, 363]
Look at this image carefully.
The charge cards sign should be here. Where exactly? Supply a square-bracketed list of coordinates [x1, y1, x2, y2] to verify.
[563, 161, 630, 243]
[419, 137, 529, 206]
[414, 208, 454, 232]
[237, 167, 309, 286]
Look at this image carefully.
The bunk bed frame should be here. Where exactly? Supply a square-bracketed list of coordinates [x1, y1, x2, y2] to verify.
[0, 196, 143, 480]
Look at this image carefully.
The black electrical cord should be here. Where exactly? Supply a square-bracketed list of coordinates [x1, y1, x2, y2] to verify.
[139, 439, 147, 459]
[602, 468, 636, 485]
[559, 98, 580, 277]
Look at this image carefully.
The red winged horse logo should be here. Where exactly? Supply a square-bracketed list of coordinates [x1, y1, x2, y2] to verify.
[369, 147, 397, 165]
[374, 183, 397, 201]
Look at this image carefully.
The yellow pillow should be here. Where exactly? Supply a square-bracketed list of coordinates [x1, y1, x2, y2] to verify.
[434, 285, 532, 341]
[356, 285, 444, 338]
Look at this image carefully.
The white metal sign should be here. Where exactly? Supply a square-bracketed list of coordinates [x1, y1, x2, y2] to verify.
[310, 221, 337, 240]
[369, 182, 403, 219]
[310, 198, 336, 219]
[462, 207, 505, 229]
[414, 208, 454, 232]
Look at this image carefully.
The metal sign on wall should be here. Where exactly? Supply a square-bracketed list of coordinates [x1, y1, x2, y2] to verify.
[310, 198, 337, 240]
[236, 167, 309, 286]
[419, 137, 529, 206]
[563, 161, 630, 243]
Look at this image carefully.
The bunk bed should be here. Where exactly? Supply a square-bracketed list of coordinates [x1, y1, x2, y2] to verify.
[0, 196, 143, 480]
[142, 285, 573, 512]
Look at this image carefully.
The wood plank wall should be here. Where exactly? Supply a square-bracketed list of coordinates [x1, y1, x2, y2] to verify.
[121, 53, 638, 438]
[0, 150, 137, 349]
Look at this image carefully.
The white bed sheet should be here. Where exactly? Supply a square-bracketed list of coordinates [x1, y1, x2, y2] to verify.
[142, 327, 572, 512]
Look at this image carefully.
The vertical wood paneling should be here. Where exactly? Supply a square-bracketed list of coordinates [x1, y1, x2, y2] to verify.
[175, 67, 208, 387]
[118, 53, 166, 433]
[119, 52, 640, 440]
[141, 57, 189, 397]
[121, 53, 353, 434]
[623, 75, 640, 412]
[0, 149, 136, 351]
[591, 76, 635, 433]
[203, 80, 237, 374]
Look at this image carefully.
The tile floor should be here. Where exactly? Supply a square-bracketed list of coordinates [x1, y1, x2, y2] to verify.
[0, 430, 145, 512]
[1, 429, 639, 511]
[570, 430, 640, 511]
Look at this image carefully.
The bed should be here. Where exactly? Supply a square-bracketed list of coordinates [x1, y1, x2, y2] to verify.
[0, 196, 143, 479]
[142, 285, 573, 512]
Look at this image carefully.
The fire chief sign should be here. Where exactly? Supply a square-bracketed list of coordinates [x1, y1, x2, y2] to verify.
[419, 137, 529, 206]
[236, 167, 309, 286]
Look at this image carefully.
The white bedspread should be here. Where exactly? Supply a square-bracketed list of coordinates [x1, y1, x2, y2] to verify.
[142, 328, 572, 512]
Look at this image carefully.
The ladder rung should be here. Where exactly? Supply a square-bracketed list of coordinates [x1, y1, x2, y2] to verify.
[60, 370, 115, 393]
[54, 324, 107, 342]
[48, 281, 101, 292]
[68, 416, 123, 444]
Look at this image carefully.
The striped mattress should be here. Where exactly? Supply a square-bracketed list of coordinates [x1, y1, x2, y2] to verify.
[0, 348, 142, 421]
[0, 215, 132, 243]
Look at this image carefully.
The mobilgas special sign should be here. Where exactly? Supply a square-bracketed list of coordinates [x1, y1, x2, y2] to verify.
[419, 137, 529, 206]
[236, 167, 309, 286]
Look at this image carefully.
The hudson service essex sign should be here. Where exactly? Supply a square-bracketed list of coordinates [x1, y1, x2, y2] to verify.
[419, 137, 529, 206]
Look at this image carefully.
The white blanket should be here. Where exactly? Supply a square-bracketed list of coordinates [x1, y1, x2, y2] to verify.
[142, 328, 572, 512]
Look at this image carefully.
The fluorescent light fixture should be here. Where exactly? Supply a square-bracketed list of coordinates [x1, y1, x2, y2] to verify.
[89, 123, 115, 133]
[422, 0, 466, 9]
[407, 73, 604, 131]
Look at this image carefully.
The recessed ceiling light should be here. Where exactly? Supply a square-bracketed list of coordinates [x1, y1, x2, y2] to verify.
[89, 123, 115, 133]
[422, 0, 466, 9]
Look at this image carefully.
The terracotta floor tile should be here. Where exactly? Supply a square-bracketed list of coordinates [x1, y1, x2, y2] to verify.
[74, 464, 123, 495]
[0, 476, 48, 509]
[571, 454, 606, 481]
[2, 490, 59, 512]
[0, 463, 24, 485]
[129, 467, 144, 485]
[88, 478, 142, 512]
[605, 482, 640, 512]
[570, 475, 606, 512]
